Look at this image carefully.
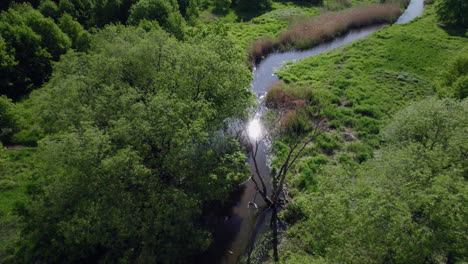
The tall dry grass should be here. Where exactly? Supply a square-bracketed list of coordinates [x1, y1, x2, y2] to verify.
[249, 3, 404, 63]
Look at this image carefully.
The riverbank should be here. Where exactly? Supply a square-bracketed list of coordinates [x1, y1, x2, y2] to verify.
[266, 4, 467, 263]
[249, 1, 409, 63]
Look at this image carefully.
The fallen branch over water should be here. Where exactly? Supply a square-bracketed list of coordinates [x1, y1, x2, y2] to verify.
[249, 3, 405, 63]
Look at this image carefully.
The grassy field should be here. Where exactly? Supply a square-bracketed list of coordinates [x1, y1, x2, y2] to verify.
[267, 5, 467, 263]
[276, 6, 467, 148]
[0, 147, 35, 257]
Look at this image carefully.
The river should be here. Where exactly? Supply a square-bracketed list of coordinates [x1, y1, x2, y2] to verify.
[200, 0, 424, 263]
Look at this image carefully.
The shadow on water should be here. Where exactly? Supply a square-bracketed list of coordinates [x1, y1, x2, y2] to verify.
[196, 0, 424, 263]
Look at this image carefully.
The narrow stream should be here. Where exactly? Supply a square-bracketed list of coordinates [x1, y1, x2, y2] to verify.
[201, 1, 424, 263]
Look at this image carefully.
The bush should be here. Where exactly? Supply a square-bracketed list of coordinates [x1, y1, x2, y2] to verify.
[316, 133, 341, 154]
[355, 116, 381, 135]
[438, 55, 468, 99]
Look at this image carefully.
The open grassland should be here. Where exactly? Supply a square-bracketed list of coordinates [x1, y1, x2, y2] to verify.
[275, 6, 467, 148]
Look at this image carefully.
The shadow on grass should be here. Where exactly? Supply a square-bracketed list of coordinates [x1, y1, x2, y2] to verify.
[274, 0, 318, 8]
[438, 23, 467, 38]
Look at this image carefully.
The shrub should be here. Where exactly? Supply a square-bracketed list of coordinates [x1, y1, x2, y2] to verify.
[438, 55, 468, 99]
[316, 133, 341, 154]
[354, 104, 381, 118]
[355, 116, 381, 135]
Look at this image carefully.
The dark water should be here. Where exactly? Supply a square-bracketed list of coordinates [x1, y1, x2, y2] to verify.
[201, 1, 424, 263]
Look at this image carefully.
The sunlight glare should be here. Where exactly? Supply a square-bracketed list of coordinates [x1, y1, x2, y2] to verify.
[247, 118, 262, 140]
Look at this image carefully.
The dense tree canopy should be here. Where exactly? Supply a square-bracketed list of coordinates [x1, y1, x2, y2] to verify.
[15, 25, 253, 263]
[128, 0, 186, 39]
[0, 3, 72, 99]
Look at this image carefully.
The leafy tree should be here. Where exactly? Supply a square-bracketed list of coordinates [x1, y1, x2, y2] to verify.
[436, 0, 467, 27]
[186, 0, 200, 22]
[438, 55, 468, 99]
[128, 0, 186, 39]
[16, 25, 252, 263]
[38, 0, 60, 19]
[58, 0, 76, 16]
[0, 3, 71, 99]
[58, 13, 91, 51]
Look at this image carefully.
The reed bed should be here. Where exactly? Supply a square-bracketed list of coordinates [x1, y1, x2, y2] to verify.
[249, 3, 404, 63]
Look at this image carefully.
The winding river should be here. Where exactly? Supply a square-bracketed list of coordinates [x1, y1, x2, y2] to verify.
[201, 0, 424, 263]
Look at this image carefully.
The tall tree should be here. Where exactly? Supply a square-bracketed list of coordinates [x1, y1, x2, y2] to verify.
[16, 25, 253, 263]
[0, 3, 71, 99]
[128, 0, 186, 39]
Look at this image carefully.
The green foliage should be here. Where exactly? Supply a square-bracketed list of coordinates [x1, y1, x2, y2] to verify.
[128, 0, 186, 39]
[58, 13, 91, 51]
[315, 133, 341, 154]
[0, 96, 18, 144]
[15, 25, 252, 263]
[58, 0, 94, 26]
[38, 0, 60, 19]
[438, 55, 468, 99]
[281, 98, 468, 263]
[436, 0, 467, 27]
[383, 97, 466, 148]
[0, 3, 72, 99]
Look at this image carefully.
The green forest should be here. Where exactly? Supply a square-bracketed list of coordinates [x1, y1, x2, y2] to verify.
[0, 0, 466, 263]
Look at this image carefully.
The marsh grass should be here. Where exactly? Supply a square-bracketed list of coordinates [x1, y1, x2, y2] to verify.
[249, 3, 404, 62]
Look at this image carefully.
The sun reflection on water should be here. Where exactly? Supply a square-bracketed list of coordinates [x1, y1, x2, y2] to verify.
[247, 118, 262, 140]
